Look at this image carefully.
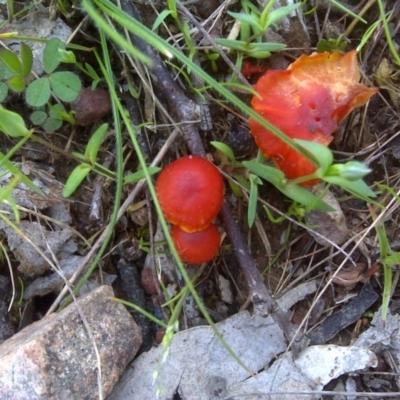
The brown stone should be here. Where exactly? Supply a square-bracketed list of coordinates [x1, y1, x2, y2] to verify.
[71, 87, 111, 126]
[0, 285, 142, 399]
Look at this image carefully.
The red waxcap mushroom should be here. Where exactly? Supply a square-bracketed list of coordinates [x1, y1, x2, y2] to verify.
[249, 51, 378, 186]
[171, 223, 221, 264]
[156, 155, 224, 233]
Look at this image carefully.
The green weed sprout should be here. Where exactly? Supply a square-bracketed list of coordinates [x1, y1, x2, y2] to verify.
[0, 38, 83, 132]
[214, 139, 376, 228]
[25, 38, 81, 107]
[215, 0, 298, 59]
[0, 106, 45, 221]
[63, 123, 160, 197]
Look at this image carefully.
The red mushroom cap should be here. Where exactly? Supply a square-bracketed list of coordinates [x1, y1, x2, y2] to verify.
[249, 51, 378, 186]
[171, 223, 221, 264]
[156, 156, 224, 233]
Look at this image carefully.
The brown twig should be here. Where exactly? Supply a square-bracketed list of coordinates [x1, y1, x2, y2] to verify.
[120, 0, 305, 354]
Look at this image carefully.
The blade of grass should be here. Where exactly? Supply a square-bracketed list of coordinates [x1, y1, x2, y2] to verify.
[370, 206, 392, 324]
[63, 30, 125, 301]
[329, 0, 367, 23]
[377, 0, 400, 66]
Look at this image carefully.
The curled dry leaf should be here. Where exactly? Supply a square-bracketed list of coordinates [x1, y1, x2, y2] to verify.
[305, 189, 348, 246]
[328, 263, 380, 289]
[249, 51, 378, 185]
[328, 263, 367, 288]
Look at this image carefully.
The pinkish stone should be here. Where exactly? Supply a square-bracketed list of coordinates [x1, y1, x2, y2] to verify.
[0, 285, 142, 399]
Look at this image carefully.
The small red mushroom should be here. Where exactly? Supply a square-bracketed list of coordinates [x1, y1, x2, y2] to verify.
[249, 51, 378, 186]
[170, 223, 221, 264]
[156, 156, 224, 233]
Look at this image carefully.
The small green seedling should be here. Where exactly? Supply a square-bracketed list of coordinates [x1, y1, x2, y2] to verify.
[316, 37, 347, 53]
[63, 123, 160, 197]
[373, 184, 400, 323]
[243, 140, 377, 227]
[26, 38, 81, 107]
[30, 103, 76, 132]
[0, 38, 82, 130]
[63, 123, 110, 197]
[215, 0, 299, 58]
[0, 43, 33, 101]
[0, 106, 45, 221]
[58, 48, 102, 89]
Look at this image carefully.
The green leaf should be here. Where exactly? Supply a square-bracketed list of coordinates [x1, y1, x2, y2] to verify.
[385, 252, 400, 267]
[316, 38, 347, 53]
[227, 11, 262, 32]
[30, 110, 48, 125]
[0, 105, 31, 137]
[63, 163, 92, 197]
[85, 62, 100, 81]
[48, 103, 75, 124]
[43, 37, 65, 74]
[152, 9, 172, 31]
[43, 117, 63, 132]
[0, 187, 20, 222]
[48, 103, 65, 120]
[0, 62, 13, 80]
[26, 78, 51, 107]
[58, 49, 76, 64]
[247, 42, 287, 53]
[215, 39, 248, 52]
[49, 71, 81, 102]
[167, 0, 177, 16]
[243, 160, 332, 211]
[91, 79, 100, 90]
[228, 179, 243, 197]
[330, 0, 367, 23]
[246, 50, 272, 59]
[326, 161, 371, 181]
[84, 123, 108, 164]
[210, 141, 237, 166]
[0, 152, 44, 196]
[323, 175, 376, 199]
[356, 20, 380, 53]
[279, 183, 333, 211]
[295, 139, 333, 177]
[243, 1, 262, 14]
[0, 49, 22, 75]
[20, 43, 33, 78]
[7, 75, 25, 93]
[215, 39, 285, 56]
[0, 82, 8, 101]
[124, 167, 161, 184]
[248, 174, 261, 228]
[265, 3, 300, 29]
[243, 160, 285, 187]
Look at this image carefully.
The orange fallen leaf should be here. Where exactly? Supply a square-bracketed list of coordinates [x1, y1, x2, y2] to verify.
[249, 51, 378, 186]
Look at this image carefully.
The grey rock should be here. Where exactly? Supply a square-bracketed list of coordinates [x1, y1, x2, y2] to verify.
[0, 11, 72, 76]
[24, 255, 116, 301]
[2, 221, 76, 276]
[305, 190, 348, 246]
[0, 285, 142, 399]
